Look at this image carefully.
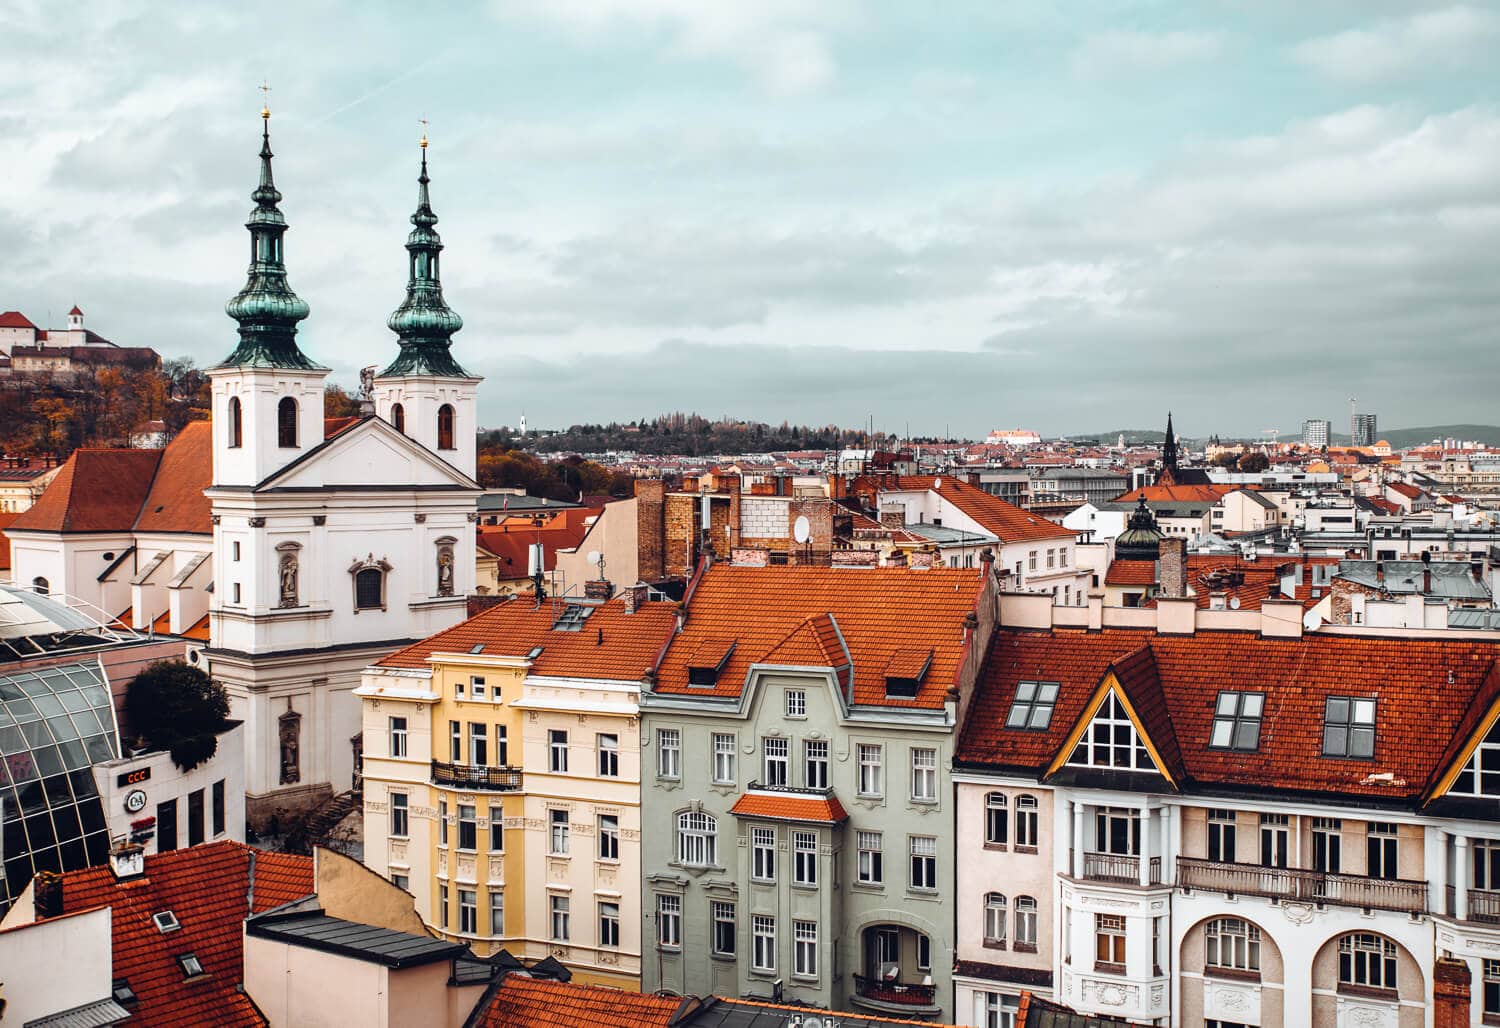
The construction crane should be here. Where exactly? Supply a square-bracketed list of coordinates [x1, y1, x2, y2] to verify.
[1262, 429, 1280, 446]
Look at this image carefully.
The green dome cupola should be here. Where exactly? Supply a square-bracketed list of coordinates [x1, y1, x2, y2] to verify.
[217, 106, 322, 370]
[381, 136, 472, 378]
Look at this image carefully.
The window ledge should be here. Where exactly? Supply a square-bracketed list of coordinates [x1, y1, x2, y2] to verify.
[1337, 983, 1398, 1001]
[983, 940, 1007, 951]
[851, 882, 885, 892]
[1014, 943, 1038, 954]
[711, 952, 737, 963]
[1015, 845, 1039, 855]
[1094, 961, 1126, 976]
[984, 843, 1009, 852]
[1204, 966, 1261, 983]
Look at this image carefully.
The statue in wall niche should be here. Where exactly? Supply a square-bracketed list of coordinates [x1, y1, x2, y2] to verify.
[279, 707, 301, 785]
[278, 549, 299, 608]
[437, 544, 455, 597]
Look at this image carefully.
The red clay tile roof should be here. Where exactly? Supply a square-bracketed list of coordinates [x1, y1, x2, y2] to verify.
[1177, 555, 1336, 612]
[957, 628, 1500, 802]
[654, 564, 984, 710]
[1111, 483, 1235, 504]
[69, 305, 84, 316]
[377, 594, 676, 680]
[41, 840, 312, 1027]
[886, 475, 1073, 542]
[730, 791, 850, 823]
[7, 447, 163, 533]
[0, 311, 37, 328]
[1105, 559, 1156, 586]
[474, 975, 682, 1027]
[322, 416, 360, 440]
[135, 420, 213, 535]
[476, 518, 591, 579]
[182, 613, 211, 641]
[1387, 482, 1423, 499]
[0, 512, 13, 571]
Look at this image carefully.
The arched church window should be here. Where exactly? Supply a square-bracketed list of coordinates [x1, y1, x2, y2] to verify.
[391, 403, 405, 434]
[437, 404, 455, 451]
[277, 397, 298, 448]
[228, 397, 243, 449]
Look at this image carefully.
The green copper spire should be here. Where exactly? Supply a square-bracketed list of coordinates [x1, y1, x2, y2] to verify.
[381, 136, 472, 378]
[216, 107, 322, 371]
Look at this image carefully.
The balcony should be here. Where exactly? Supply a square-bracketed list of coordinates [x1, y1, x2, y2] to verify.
[430, 760, 523, 791]
[852, 974, 937, 1010]
[1080, 852, 1162, 886]
[1443, 885, 1500, 923]
[1177, 856, 1427, 914]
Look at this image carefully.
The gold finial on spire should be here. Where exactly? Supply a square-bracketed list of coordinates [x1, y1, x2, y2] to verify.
[259, 80, 272, 120]
[419, 116, 429, 149]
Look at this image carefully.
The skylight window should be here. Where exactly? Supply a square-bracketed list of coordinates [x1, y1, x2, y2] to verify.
[1007, 681, 1059, 730]
[1210, 692, 1264, 751]
[177, 953, 205, 978]
[551, 605, 595, 631]
[1322, 697, 1376, 759]
[468, 643, 485, 654]
[113, 980, 137, 1005]
[153, 910, 181, 933]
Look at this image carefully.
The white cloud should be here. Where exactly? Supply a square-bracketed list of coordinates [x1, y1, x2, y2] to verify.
[1293, 5, 1500, 83]
[1070, 29, 1225, 79]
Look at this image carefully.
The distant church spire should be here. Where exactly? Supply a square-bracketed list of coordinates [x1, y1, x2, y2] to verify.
[217, 100, 320, 370]
[381, 131, 471, 378]
[1162, 411, 1179, 471]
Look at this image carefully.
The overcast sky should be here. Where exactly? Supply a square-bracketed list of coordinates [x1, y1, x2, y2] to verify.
[2, 1, 1498, 438]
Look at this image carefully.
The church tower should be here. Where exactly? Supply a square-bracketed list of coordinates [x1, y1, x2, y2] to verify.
[1161, 411, 1179, 475]
[373, 134, 481, 479]
[208, 103, 328, 488]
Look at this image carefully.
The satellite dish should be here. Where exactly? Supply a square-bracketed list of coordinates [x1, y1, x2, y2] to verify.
[1229, 596, 1241, 610]
[793, 515, 811, 544]
[586, 550, 601, 566]
[934, 477, 943, 489]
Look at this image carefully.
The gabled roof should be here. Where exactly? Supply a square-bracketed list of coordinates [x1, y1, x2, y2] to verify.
[958, 628, 1500, 803]
[472, 974, 683, 1027]
[1110, 483, 1234, 504]
[134, 420, 213, 535]
[653, 564, 985, 710]
[36, 840, 312, 1027]
[881, 475, 1073, 543]
[7, 448, 163, 533]
[0, 311, 37, 328]
[376, 594, 676, 681]
[1105, 559, 1155, 586]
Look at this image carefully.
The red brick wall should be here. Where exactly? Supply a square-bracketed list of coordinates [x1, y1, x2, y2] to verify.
[635, 480, 665, 582]
[1434, 957, 1471, 1028]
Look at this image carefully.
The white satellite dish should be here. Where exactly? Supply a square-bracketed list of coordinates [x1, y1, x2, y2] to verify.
[1229, 596, 1241, 610]
[793, 515, 811, 544]
[934, 477, 943, 489]
[586, 550, 601, 566]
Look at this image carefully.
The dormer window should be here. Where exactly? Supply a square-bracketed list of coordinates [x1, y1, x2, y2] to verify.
[277, 397, 298, 448]
[1006, 681, 1059, 730]
[1451, 719, 1500, 796]
[1322, 696, 1376, 759]
[884, 648, 933, 699]
[1210, 692, 1264, 751]
[687, 638, 735, 687]
[1067, 692, 1153, 771]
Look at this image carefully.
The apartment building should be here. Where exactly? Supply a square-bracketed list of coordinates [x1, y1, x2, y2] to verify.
[638, 562, 999, 1021]
[357, 590, 675, 988]
[953, 590, 1500, 1028]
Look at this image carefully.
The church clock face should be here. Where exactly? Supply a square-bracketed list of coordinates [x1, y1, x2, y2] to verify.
[124, 789, 148, 814]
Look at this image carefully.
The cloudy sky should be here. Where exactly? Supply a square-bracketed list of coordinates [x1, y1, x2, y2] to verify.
[2, 1, 1498, 438]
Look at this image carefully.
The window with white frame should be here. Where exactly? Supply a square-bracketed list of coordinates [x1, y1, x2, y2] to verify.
[1068, 692, 1153, 771]
[459, 889, 477, 934]
[489, 805, 504, 851]
[712, 733, 736, 784]
[439, 884, 449, 929]
[785, 689, 807, 718]
[598, 814, 619, 861]
[762, 737, 789, 786]
[657, 894, 681, 948]
[1367, 822, 1399, 880]
[489, 889, 504, 935]
[438, 798, 448, 846]
[1016, 794, 1040, 848]
[752, 915, 776, 971]
[658, 728, 681, 779]
[458, 804, 477, 851]
[599, 901, 620, 948]
[1452, 719, 1500, 796]
[1205, 917, 1260, 973]
[1338, 933, 1396, 991]
[469, 723, 487, 767]
[910, 747, 937, 801]
[793, 920, 818, 978]
[1015, 896, 1038, 949]
[390, 792, 408, 837]
[1259, 813, 1289, 868]
[1210, 691, 1265, 751]
[984, 892, 1006, 945]
[550, 895, 570, 941]
[909, 835, 937, 890]
[450, 720, 461, 762]
[712, 900, 736, 956]
[597, 734, 618, 778]
[548, 809, 569, 855]
[1485, 959, 1500, 1019]
[1322, 696, 1377, 759]
[857, 830, 883, 884]
[857, 743, 883, 796]
[470, 675, 486, 700]
[1312, 816, 1342, 873]
[985, 792, 1008, 846]
[548, 729, 569, 773]
[804, 740, 829, 789]
[495, 724, 508, 766]
[980, 992, 1021, 1028]
[1474, 838, 1500, 890]
[1208, 808, 1237, 863]
[1028, 550, 1038, 571]
[677, 810, 717, 867]
[389, 717, 407, 758]
[793, 831, 818, 886]
[752, 826, 776, 881]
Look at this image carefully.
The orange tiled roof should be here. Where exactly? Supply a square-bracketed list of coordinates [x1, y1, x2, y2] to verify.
[135, 420, 213, 535]
[730, 791, 850, 823]
[322, 416, 361, 439]
[1111, 483, 1235, 504]
[474, 975, 682, 1027]
[41, 840, 312, 1027]
[8, 447, 163, 533]
[0, 512, 13, 571]
[1105, 559, 1156, 586]
[182, 613, 211, 641]
[1179, 555, 1337, 612]
[377, 594, 676, 680]
[654, 564, 984, 710]
[885, 475, 1073, 543]
[477, 519, 591, 580]
[957, 628, 1500, 802]
[1387, 482, 1423, 499]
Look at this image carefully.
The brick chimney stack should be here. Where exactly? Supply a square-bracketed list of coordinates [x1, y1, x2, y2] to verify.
[635, 480, 666, 583]
[1434, 956, 1472, 1028]
[33, 870, 63, 919]
[1158, 537, 1187, 598]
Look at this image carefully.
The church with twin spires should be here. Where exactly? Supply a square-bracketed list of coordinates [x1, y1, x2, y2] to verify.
[202, 105, 483, 824]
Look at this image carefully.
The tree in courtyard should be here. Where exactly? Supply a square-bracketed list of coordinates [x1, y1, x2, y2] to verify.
[124, 661, 231, 772]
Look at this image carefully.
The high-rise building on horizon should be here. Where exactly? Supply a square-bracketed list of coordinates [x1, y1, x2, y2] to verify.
[1353, 412, 1378, 447]
[1302, 418, 1331, 449]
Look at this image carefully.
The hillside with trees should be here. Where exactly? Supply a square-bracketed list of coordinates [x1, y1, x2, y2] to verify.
[516, 414, 895, 457]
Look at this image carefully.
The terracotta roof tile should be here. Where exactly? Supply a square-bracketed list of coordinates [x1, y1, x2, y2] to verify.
[135, 421, 213, 535]
[42, 840, 312, 1027]
[0, 512, 13, 571]
[729, 791, 850, 823]
[1105, 559, 1156, 586]
[322, 416, 361, 440]
[0, 311, 37, 329]
[1111, 483, 1235, 504]
[8, 448, 163, 534]
[887, 475, 1073, 542]
[377, 594, 676, 680]
[475, 975, 681, 1027]
[654, 565, 984, 710]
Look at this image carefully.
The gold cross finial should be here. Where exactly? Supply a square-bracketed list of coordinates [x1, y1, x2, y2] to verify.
[419, 116, 429, 149]
[259, 80, 272, 120]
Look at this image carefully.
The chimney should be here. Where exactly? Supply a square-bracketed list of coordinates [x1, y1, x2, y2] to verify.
[979, 547, 995, 579]
[1375, 561, 1385, 586]
[1473, 560, 1485, 584]
[33, 870, 63, 919]
[1433, 957, 1472, 1028]
[1423, 568, 1432, 595]
[109, 841, 146, 881]
[623, 582, 648, 615]
[1158, 537, 1187, 598]
[879, 504, 905, 529]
